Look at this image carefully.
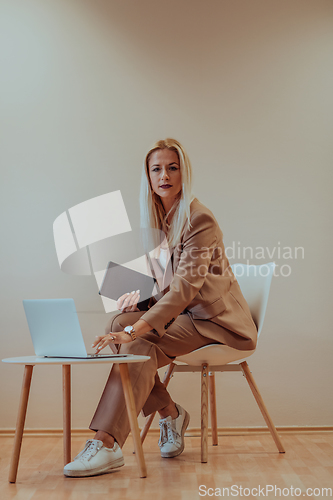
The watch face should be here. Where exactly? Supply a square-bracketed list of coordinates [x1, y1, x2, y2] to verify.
[125, 326, 133, 333]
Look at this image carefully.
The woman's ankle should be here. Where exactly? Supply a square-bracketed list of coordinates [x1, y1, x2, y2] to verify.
[94, 430, 115, 448]
[158, 402, 179, 420]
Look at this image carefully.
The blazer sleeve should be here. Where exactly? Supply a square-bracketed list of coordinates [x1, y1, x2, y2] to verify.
[140, 211, 217, 336]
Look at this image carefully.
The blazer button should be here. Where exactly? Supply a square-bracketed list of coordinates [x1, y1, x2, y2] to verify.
[164, 318, 175, 330]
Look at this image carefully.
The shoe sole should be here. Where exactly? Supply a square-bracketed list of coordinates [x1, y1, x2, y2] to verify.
[160, 410, 190, 458]
[64, 457, 125, 477]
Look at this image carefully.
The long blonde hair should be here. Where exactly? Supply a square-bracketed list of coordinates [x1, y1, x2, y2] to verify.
[140, 138, 194, 251]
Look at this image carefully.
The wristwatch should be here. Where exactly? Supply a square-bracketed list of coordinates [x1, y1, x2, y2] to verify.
[124, 325, 137, 341]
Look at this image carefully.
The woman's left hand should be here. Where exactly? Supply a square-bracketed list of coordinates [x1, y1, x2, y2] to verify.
[92, 331, 132, 354]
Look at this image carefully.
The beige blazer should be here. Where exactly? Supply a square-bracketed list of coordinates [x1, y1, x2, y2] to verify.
[140, 198, 258, 351]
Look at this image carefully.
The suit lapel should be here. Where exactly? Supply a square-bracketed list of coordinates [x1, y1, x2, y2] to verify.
[171, 243, 182, 274]
[161, 250, 173, 293]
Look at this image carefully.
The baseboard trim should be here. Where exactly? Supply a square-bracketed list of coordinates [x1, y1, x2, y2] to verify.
[0, 426, 332, 438]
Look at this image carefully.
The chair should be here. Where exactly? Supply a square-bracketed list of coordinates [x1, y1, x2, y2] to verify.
[140, 262, 285, 462]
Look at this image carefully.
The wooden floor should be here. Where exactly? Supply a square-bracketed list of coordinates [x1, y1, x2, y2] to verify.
[1, 432, 333, 499]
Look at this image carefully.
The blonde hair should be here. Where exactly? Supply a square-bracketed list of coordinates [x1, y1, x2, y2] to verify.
[140, 138, 194, 251]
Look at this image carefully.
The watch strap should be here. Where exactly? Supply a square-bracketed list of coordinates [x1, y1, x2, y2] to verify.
[124, 325, 137, 341]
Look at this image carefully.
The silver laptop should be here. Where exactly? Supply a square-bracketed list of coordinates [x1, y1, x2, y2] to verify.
[23, 298, 130, 359]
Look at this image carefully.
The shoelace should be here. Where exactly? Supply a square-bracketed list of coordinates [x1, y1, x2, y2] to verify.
[158, 419, 180, 447]
[158, 421, 168, 446]
[74, 440, 101, 461]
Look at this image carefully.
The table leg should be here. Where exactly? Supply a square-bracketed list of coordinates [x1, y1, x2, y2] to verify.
[119, 363, 147, 478]
[8, 365, 34, 483]
[62, 364, 71, 465]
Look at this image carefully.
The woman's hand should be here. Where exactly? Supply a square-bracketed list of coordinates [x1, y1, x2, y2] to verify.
[116, 290, 140, 312]
[92, 331, 132, 354]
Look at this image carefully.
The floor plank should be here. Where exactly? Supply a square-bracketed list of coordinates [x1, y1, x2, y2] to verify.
[1, 433, 332, 500]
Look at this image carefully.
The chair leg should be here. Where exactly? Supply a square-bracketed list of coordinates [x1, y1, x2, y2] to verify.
[201, 363, 209, 463]
[140, 412, 155, 445]
[140, 362, 176, 444]
[9, 365, 34, 483]
[208, 371, 218, 446]
[240, 361, 285, 453]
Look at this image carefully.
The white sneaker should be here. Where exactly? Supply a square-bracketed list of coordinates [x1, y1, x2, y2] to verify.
[158, 403, 190, 458]
[63, 439, 124, 477]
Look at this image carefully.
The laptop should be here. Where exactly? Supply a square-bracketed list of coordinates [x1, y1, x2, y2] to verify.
[23, 298, 132, 359]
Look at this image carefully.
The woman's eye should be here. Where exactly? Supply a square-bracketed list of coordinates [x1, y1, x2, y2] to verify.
[152, 167, 160, 172]
[169, 166, 178, 171]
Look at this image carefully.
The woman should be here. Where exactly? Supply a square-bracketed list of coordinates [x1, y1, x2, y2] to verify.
[63, 138, 257, 477]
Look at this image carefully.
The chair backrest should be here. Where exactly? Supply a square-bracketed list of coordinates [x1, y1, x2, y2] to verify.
[230, 262, 275, 338]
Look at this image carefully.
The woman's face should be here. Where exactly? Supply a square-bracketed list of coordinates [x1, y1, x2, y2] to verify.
[148, 149, 182, 208]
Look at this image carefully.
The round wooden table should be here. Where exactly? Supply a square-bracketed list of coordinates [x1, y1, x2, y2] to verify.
[2, 355, 150, 482]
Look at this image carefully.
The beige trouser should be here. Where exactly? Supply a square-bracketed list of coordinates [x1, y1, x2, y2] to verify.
[89, 311, 220, 447]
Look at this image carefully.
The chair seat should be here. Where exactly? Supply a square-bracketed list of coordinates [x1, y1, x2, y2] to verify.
[175, 344, 255, 366]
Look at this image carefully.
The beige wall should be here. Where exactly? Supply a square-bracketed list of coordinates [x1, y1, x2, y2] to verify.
[1, 0, 332, 431]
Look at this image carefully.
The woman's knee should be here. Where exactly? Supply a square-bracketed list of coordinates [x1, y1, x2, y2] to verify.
[106, 311, 145, 335]
[105, 313, 125, 335]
